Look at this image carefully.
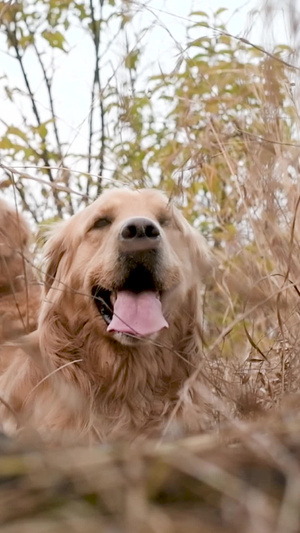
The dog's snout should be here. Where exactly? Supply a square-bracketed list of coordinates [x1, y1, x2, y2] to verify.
[119, 217, 161, 252]
[121, 218, 160, 240]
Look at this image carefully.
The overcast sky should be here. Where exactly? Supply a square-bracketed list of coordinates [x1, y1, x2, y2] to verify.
[1, 0, 298, 177]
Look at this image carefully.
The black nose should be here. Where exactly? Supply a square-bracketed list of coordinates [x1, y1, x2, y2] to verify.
[119, 217, 161, 252]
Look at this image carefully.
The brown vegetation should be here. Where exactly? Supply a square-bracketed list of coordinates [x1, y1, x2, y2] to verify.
[0, 199, 40, 343]
[1, 0, 300, 531]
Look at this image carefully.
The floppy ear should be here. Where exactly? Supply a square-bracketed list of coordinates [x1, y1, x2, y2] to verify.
[0, 199, 33, 291]
[172, 204, 213, 278]
[43, 223, 68, 295]
[0, 209, 30, 259]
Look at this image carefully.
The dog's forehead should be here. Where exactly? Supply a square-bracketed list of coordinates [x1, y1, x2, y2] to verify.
[91, 189, 169, 217]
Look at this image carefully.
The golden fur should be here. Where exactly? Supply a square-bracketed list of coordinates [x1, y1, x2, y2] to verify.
[0, 189, 211, 444]
[0, 199, 40, 344]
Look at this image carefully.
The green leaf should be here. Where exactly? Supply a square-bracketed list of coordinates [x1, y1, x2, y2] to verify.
[74, 2, 89, 20]
[190, 21, 209, 28]
[125, 49, 139, 70]
[19, 34, 34, 50]
[215, 7, 228, 15]
[7, 126, 28, 141]
[190, 11, 209, 17]
[218, 34, 232, 45]
[0, 138, 14, 149]
[188, 38, 210, 48]
[31, 123, 48, 139]
[41, 30, 67, 51]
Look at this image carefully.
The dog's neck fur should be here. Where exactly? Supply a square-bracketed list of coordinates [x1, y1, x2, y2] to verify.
[36, 289, 201, 442]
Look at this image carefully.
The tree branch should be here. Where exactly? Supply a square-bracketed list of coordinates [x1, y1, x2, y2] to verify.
[26, 24, 75, 215]
[5, 26, 63, 217]
[87, 0, 105, 197]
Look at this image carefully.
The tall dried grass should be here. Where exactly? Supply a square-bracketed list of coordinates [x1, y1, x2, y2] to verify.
[1, 0, 300, 531]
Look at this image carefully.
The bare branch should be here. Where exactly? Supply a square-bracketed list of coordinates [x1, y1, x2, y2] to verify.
[4, 25, 63, 217]
[87, 0, 105, 197]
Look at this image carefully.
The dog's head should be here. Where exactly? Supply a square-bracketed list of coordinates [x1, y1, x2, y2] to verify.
[41, 189, 211, 346]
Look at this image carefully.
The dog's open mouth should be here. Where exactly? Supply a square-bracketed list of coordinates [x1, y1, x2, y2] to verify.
[92, 266, 168, 337]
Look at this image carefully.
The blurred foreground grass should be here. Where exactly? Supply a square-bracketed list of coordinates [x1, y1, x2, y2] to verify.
[2, 1, 300, 531]
[0, 397, 300, 533]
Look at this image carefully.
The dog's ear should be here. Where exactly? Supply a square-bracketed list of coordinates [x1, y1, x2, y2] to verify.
[43, 214, 85, 295]
[43, 223, 67, 295]
[172, 205, 214, 277]
[0, 199, 31, 259]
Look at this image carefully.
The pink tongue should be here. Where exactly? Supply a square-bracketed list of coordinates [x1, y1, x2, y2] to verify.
[107, 290, 168, 337]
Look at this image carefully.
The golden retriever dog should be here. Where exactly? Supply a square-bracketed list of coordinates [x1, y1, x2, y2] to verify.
[0, 189, 211, 444]
[0, 198, 40, 344]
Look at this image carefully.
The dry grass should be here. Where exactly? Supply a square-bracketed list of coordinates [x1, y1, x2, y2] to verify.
[1, 174, 300, 531]
[0, 406, 300, 533]
[2, 0, 300, 531]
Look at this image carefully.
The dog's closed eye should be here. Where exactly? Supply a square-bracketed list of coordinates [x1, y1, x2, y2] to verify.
[91, 218, 112, 230]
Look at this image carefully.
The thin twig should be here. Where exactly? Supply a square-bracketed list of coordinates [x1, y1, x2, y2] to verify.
[4, 25, 62, 216]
